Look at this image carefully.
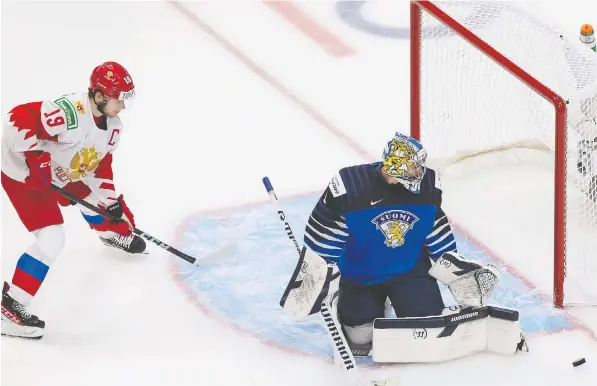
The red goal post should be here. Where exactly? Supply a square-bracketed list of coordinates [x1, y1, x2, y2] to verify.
[410, 1, 597, 308]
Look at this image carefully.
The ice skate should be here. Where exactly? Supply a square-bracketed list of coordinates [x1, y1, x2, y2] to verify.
[1, 283, 45, 340]
[100, 233, 147, 254]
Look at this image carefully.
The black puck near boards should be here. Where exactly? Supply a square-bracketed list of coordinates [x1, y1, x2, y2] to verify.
[573, 358, 586, 367]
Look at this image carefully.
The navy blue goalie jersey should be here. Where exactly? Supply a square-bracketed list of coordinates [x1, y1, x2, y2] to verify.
[304, 162, 457, 284]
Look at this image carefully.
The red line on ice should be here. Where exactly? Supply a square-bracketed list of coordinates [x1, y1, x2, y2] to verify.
[263, 2, 356, 57]
[167, 1, 370, 161]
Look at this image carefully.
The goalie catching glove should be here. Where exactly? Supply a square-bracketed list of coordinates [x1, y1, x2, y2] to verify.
[429, 251, 500, 307]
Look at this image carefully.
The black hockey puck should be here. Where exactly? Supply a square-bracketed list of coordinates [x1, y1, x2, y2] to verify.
[573, 358, 586, 367]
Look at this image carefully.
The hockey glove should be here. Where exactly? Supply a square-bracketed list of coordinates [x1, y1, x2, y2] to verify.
[429, 251, 500, 307]
[23, 151, 52, 190]
[101, 195, 136, 236]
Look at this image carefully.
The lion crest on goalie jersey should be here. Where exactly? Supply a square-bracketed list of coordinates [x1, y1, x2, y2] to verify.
[371, 210, 419, 248]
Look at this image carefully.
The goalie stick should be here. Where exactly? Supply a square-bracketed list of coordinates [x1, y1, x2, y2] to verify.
[261, 176, 399, 386]
[50, 184, 238, 266]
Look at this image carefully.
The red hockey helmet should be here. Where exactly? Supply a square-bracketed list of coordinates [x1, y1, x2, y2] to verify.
[89, 62, 135, 104]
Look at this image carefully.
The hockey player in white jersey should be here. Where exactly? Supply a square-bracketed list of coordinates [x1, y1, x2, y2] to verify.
[1, 61, 143, 339]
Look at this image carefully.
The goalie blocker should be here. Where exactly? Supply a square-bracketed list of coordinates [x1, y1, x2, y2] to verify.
[278, 245, 340, 318]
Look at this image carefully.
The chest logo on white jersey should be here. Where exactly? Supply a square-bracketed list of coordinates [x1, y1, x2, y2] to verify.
[67, 146, 104, 180]
[371, 210, 419, 248]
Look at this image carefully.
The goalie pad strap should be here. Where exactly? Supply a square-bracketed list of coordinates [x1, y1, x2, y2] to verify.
[374, 306, 517, 329]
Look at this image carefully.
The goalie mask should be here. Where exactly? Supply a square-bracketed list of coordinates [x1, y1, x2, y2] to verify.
[382, 133, 428, 194]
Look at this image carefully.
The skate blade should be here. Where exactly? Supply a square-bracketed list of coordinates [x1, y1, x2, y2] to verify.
[1, 332, 43, 340]
[1, 319, 44, 339]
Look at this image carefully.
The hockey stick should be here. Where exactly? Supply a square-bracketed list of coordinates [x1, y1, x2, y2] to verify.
[262, 178, 301, 255]
[261, 177, 398, 386]
[50, 184, 238, 266]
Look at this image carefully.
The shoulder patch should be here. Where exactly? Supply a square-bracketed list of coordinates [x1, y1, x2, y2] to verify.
[329, 172, 347, 197]
[74, 100, 86, 115]
[54, 97, 78, 130]
[434, 171, 442, 190]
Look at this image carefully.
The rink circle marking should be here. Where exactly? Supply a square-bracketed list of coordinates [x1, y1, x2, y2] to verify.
[335, 1, 502, 40]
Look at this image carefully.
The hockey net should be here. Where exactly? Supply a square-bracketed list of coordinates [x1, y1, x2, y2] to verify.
[411, 1, 597, 308]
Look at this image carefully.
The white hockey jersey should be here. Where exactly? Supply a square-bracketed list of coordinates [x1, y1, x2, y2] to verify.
[1, 92, 123, 206]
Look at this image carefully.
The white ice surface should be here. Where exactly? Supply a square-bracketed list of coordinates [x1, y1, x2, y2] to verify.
[2, 1, 597, 385]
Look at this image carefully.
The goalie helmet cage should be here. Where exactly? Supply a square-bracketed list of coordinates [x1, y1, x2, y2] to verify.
[410, 1, 597, 308]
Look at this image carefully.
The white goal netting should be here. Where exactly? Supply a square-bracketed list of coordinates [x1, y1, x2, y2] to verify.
[415, 1, 597, 305]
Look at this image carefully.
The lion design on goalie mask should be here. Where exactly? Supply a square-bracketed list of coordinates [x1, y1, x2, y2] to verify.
[371, 210, 419, 248]
[382, 138, 418, 179]
[67, 146, 103, 180]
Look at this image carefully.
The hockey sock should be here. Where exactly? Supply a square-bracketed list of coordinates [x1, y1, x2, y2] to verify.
[10, 225, 64, 306]
[11, 252, 50, 306]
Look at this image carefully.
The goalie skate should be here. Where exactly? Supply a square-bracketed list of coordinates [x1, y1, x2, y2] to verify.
[100, 234, 147, 254]
[1, 283, 45, 340]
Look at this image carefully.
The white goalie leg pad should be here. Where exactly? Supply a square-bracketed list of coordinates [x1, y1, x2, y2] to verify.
[486, 308, 527, 355]
[279, 246, 339, 318]
[372, 307, 488, 363]
[371, 306, 525, 363]
[429, 251, 500, 307]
